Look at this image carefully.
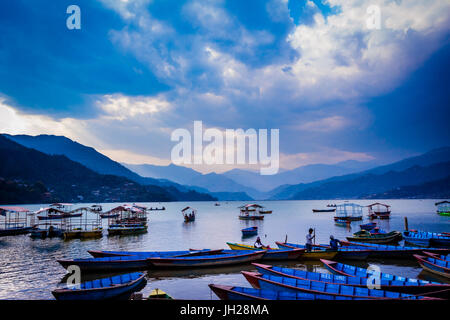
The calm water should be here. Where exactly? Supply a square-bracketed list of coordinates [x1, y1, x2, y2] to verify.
[0, 199, 449, 300]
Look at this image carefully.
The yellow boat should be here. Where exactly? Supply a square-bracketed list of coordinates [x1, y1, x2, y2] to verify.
[276, 241, 337, 260]
[227, 242, 272, 250]
[149, 288, 173, 300]
[63, 228, 103, 240]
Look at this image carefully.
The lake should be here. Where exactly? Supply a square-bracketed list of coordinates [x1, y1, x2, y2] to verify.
[0, 199, 449, 299]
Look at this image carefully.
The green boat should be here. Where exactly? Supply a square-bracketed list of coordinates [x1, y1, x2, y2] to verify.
[346, 229, 402, 244]
[436, 201, 450, 216]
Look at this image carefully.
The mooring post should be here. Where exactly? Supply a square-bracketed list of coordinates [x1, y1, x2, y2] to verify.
[285, 234, 288, 243]
[404, 217, 408, 231]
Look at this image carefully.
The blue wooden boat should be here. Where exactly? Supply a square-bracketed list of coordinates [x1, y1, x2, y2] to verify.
[146, 250, 265, 268]
[422, 251, 450, 261]
[52, 272, 146, 300]
[360, 222, 377, 231]
[88, 249, 223, 258]
[414, 254, 450, 279]
[241, 271, 436, 300]
[340, 241, 450, 258]
[277, 242, 370, 260]
[241, 226, 258, 237]
[58, 255, 151, 272]
[209, 284, 370, 300]
[226, 242, 304, 260]
[316, 260, 449, 297]
[403, 230, 450, 248]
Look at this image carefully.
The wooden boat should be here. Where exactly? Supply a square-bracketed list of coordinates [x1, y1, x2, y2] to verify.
[312, 208, 336, 213]
[182, 206, 196, 222]
[241, 271, 435, 300]
[343, 241, 450, 256]
[334, 203, 363, 222]
[108, 224, 147, 236]
[209, 284, 378, 301]
[435, 201, 450, 216]
[146, 250, 266, 268]
[320, 259, 449, 297]
[100, 213, 119, 219]
[276, 241, 369, 260]
[414, 254, 450, 279]
[226, 242, 304, 260]
[360, 222, 377, 231]
[254, 262, 450, 297]
[52, 272, 146, 300]
[63, 228, 103, 240]
[0, 206, 34, 236]
[421, 251, 450, 261]
[29, 225, 65, 239]
[241, 227, 258, 237]
[275, 242, 338, 260]
[148, 207, 165, 211]
[367, 203, 391, 220]
[258, 210, 272, 214]
[239, 214, 264, 220]
[58, 255, 152, 272]
[403, 230, 450, 248]
[334, 218, 351, 227]
[346, 230, 402, 244]
[88, 249, 224, 258]
[149, 288, 173, 299]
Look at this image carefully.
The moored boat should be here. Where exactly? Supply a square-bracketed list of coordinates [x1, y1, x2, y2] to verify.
[275, 242, 338, 260]
[346, 230, 402, 244]
[226, 242, 304, 260]
[320, 259, 449, 297]
[88, 249, 224, 258]
[209, 284, 373, 300]
[367, 203, 391, 220]
[435, 201, 450, 217]
[108, 224, 147, 236]
[312, 208, 336, 213]
[334, 203, 363, 222]
[275, 241, 369, 260]
[241, 271, 436, 300]
[414, 254, 450, 279]
[0, 206, 34, 236]
[146, 250, 266, 268]
[52, 272, 146, 300]
[58, 256, 151, 272]
[360, 222, 377, 231]
[403, 230, 450, 248]
[241, 226, 258, 237]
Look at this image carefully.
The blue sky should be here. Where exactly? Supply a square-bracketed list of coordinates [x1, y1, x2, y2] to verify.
[0, 0, 449, 172]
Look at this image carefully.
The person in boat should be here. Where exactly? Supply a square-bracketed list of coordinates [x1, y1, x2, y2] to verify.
[329, 235, 341, 251]
[254, 236, 264, 249]
[306, 228, 315, 252]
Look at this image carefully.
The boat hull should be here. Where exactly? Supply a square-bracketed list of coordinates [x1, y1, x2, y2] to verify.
[146, 251, 265, 268]
[63, 230, 103, 240]
[226, 243, 304, 260]
[346, 231, 402, 244]
[320, 259, 450, 298]
[0, 227, 32, 237]
[58, 257, 150, 272]
[107, 225, 147, 236]
[276, 242, 338, 260]
[52, 273, 147, 300]
[241, 271, 431, 300]
[414, 254, 450, 279]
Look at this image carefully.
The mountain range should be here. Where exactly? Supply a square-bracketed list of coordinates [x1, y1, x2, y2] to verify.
[2, 133, 449, 201]
[0, 135, 215, 204]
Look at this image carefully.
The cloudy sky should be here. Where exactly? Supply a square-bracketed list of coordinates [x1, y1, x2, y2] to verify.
[0, 0, 449, 173]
